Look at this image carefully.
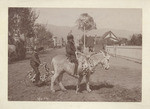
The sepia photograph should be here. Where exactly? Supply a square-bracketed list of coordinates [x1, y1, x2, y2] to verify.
[8, 8, 142, 102]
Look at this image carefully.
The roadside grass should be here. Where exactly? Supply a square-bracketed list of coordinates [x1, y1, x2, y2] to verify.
[96, 81, 141, 102]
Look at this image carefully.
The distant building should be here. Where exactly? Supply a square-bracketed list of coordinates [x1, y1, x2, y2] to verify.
[52, 36, 65, 48]
[95, 31, 119, 45]
[102, 31, 119, 44]
[53, 36, 57, 47]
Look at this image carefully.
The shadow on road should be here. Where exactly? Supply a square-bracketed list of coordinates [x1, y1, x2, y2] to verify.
[65, 82, 114, 92]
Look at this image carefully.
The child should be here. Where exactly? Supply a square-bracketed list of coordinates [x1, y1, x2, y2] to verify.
[30, 46, 42, 86]
[66, 33, 78, 76]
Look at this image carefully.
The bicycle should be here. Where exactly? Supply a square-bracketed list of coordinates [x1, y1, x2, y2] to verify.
[24, 62, 51, 87]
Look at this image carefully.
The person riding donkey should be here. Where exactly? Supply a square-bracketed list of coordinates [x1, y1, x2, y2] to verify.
[66, 31, 79, 76]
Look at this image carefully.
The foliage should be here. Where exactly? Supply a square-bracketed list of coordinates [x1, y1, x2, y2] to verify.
[105, 38, 117, 45]
[8, 8, 38, 38]
[76, 13, 96, 32]
[8, 8, 38, 60]
[117, 34, 142, 46]
[129, 34, 142, 46]
[34, 23, 53, 48]
[80, 35, 95, 47]
[115, 37, 128, 46]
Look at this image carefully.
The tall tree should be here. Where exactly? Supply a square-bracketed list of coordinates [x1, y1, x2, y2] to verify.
[76, 13, 96, 51]
[9, 8, 38, 38]
[8, 8, 38, 59]
[34, 23, 53, 48]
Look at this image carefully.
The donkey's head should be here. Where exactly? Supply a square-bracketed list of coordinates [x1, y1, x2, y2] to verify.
[100, 52, 110, 70]
[87, 51, 110, 72]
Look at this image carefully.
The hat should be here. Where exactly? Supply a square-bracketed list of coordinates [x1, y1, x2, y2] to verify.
[67, 34, 74, 40]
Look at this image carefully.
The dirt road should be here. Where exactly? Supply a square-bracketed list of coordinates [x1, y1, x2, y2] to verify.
[8, 48, 141, 101]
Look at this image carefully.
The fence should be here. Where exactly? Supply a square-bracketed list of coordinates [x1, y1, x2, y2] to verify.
[106, 46, 142, 63]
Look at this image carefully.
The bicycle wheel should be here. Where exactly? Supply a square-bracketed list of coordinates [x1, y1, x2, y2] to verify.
[24, 70, 36, 87]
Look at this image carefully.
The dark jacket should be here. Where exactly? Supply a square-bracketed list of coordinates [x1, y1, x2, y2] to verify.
[66, 41, 76, 56]
[66, 41, 77, 63]
[30, 52, 41, 67]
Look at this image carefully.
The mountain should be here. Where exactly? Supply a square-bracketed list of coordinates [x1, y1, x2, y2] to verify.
[46, 24, 142, 40]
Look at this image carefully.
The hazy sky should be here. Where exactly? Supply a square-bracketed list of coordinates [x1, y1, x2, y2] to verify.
[34, 8, 142, 32]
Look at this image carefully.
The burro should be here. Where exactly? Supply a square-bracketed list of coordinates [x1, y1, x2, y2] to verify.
[50, 51, 110, 93]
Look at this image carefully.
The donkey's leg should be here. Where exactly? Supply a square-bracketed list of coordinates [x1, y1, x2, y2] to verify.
[86, 72, 92, 92]
[58, 72, 67, 91]
[76, 75, 83, 94]
[51, 73, 59, 93]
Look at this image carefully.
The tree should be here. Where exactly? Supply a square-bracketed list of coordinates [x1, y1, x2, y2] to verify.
[118, 37, 128, 46]
[8, 8, 38, 59]
[136, 34, 142, 46]
[129, 34, 142, 46]
[76, 13, 96, 51]
[34, 23, 53, 48]
[9, 8, 38, 38]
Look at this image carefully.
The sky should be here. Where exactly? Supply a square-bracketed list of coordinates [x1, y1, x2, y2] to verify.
[34, 8, 142, 33]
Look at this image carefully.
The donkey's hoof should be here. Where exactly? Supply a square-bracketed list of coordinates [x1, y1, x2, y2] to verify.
[87, 89, 92, 92]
